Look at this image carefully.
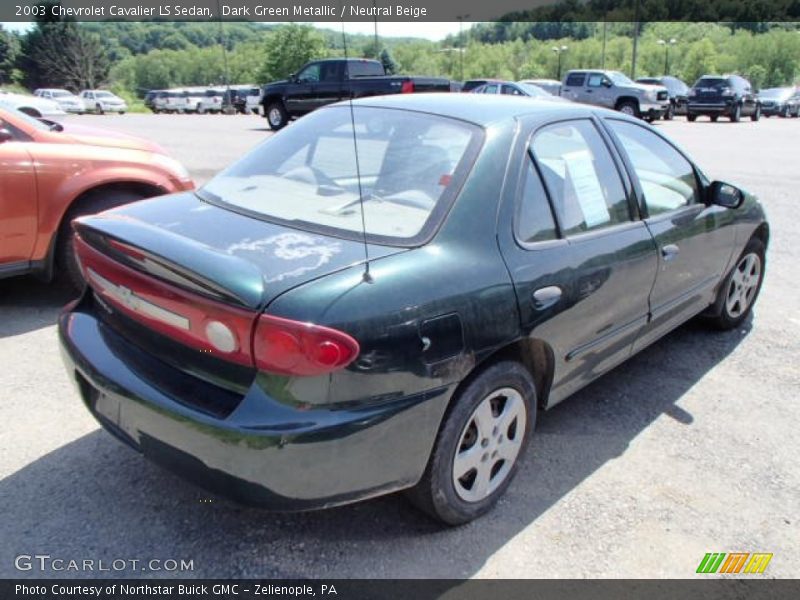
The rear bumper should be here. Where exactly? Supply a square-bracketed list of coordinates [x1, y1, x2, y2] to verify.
[59, 299, 451, 510]
[687, 101, 735, 115]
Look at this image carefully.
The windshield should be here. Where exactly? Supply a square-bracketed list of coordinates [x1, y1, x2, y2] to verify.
[199, 106, 481, 245]
[517, 83, 549, 97]
[608, 71, 634, 85]
[760, 88, 791, 100]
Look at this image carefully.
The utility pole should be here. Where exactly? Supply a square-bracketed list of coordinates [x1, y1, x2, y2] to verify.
[601, 20, 607, 69]
[372, 0, 379, 58]
[214, 0, 232, 113]
[552, 45, 568, 81]
[658, 38, 677, 75]
[630, 0, 641, 79]
[457, 14, 469, 82]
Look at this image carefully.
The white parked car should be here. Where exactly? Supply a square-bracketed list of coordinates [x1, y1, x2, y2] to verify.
[181, 88, 209, 113]
[197, 88, 225, 113]
[0, 89, 66, 117]
[33, 88, 86, 114]
[153, 90, 186, 113]
[79, 90, 128, 114]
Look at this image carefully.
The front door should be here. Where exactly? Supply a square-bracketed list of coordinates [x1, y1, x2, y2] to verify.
[0, 123, 37, 267]
[286, 62, 321, 115]
[499, 117, 658, 406]
[585, 72, 614, 108]
[602, 117, 736, 352]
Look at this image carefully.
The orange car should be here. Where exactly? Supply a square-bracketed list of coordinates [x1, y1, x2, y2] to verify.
[0, 106, 194, 288]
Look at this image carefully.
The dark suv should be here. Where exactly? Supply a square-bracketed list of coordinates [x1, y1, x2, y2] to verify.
[687, 75, 761, 122]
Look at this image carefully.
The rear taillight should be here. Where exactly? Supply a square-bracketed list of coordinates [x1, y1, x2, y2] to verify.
[401, 80, 415, 94]
[76, 236, 359, 376]
[253, 314, 359, 376]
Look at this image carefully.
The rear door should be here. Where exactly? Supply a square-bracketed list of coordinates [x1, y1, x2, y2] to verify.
[0, 120, 37, 266]
[499, 116, 658, 405]
[603, 118, 735, 351]
[560, 72, 586, 102]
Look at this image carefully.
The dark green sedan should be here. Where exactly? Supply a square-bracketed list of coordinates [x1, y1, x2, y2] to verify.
[59, 94, 768, 525]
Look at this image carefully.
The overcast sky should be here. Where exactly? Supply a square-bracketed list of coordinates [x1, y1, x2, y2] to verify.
[1, 21, 471, 40]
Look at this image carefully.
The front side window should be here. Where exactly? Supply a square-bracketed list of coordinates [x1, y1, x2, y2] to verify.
[607, 119, 699, 216]
[484, 84, 498, 94]
[531, 119, 630, 236]
[587, 74, 604, 88]
[297, 64, 320, 83]
[200, 106, 480, 245]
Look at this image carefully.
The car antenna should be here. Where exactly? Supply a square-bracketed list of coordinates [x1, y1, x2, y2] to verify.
[340, 18, 373, 284]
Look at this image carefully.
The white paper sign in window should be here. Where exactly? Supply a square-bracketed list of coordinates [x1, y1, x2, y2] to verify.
[562, 149, 610, 228]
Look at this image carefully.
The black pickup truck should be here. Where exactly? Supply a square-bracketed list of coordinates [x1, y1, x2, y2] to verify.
[260, 58, 451, 130]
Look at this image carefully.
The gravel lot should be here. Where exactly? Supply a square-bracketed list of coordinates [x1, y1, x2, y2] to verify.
[1, 112, 798, 579]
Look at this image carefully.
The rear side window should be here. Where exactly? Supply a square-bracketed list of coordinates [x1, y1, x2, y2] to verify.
[348, 61, 384, 77]
[484, 84, 498, 94]
[530, 120, 630, 236]
[606, 120, 699, 216]
[517, 158, 558, 244]
[565, 73, 586, 87]
[502, 85, 523, 96]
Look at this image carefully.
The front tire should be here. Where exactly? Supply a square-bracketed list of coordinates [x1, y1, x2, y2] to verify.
[406, 361, 536, 525]
[751, 104, 761, 121]
[95, 103, 104, 115]
[616, 100, 640, 118]
[266, 101, 288, 130]
[730, 103, 741, 122]
[705, 238, 765, 330]
[56, 190, 145, 292]
[687, 113, 697, 122]
[663, 103, 675, 120]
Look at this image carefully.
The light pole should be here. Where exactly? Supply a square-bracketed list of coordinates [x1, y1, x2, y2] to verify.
[657, 38, 677, 75]
[552, 45, 568, 81]
[457, 14, 469, 82]
[372, 0, 379, 58]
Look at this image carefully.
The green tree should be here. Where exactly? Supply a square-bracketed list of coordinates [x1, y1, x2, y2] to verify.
[0, 26, 20, 84]
[680, 38, 718, 84]
[21, 19, 110, 90]
[257, 25, 327, 82]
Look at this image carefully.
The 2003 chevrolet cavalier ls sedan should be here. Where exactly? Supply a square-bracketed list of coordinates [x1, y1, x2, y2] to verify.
[60, 94, 768, 524]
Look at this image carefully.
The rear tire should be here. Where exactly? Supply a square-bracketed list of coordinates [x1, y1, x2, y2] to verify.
[730, 103, 741, 122]
[711, 115, 719, 122]
[751, 104, 761, 122]
[56, 190, 145, 292]
[266, 101, 288, 130]
[96, 103, 104, 115]
[704, 238, 766, 331]
[663, 103, 674, 120]
[405, 361, 536, 525]
[687, 113, 697, 122]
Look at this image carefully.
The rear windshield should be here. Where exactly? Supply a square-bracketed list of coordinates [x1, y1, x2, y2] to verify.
[200, 106, 481, 245]
[694, 78, 728, 89]
[348, 61, 384, 78]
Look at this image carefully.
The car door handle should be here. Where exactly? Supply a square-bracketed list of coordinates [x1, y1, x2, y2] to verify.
[661, 244, 680, 261]
[532, 286, 562, 310]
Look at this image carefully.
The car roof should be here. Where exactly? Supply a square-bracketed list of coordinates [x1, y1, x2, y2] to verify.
[341, 93, 609, 127]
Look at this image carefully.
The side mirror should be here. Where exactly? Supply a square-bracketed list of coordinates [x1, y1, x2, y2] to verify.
[0, 128, 13, 143]
[708, 181, 744, 209]
[602, 80, 613, 88]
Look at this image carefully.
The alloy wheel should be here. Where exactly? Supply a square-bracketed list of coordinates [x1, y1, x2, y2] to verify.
[726, 253, 762, 318]
[452, 387, 527, 503]
[268, 108, 283, 127]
